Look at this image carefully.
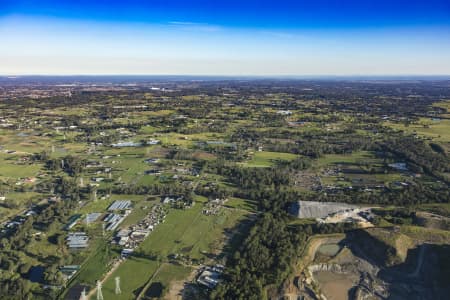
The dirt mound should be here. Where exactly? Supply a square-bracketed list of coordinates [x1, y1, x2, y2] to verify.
[414, 211, 450, 230]
[352, 227, 414, 267]
[282, 229, 450, 300]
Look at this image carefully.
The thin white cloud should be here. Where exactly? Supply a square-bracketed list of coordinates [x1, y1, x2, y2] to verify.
[167, 21, 223, 32]
[260, 30, 298, 39]
[168, 21, 199, 25]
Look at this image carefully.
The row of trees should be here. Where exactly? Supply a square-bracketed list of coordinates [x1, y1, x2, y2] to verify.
[211, 214, 306, 299]
[208, 157, 310, 299]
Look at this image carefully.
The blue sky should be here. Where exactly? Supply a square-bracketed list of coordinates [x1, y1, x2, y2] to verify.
[1, 0, 450, 75]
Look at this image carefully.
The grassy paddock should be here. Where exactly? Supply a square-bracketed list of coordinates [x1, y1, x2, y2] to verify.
[101, 257, 159, 300]
[241, 151, 298, 167]
[385, 118, 450, 143]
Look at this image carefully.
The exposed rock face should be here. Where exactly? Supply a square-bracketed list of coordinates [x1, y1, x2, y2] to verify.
[309, 263, 388, 300]
[290, 201, 356, 219]
[308, 263, 343, 273]
[282, 230, 450, 300]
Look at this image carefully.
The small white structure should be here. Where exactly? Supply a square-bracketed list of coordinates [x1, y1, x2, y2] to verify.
[115, 276, 121, 295]
[80, 288, 87, 300]
[66, 232, 89, 249]
[388, 162, 408, 171]
[147, 139, 160, 145]
[276, 110, 292, 115]
[97, 281, 104, 300]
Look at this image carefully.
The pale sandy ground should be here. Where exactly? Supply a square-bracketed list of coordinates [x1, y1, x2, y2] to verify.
[314, 271, 359, 300]
[322, 207, 374, 228]
[165, 267, 198, 300]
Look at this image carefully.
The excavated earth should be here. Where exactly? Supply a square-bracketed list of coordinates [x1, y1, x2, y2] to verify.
[280, 229, 450, 300]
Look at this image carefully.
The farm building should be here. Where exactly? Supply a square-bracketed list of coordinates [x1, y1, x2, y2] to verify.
[144, 169, 161, 175]
[197, 265, 224, 289]
[85, 212, 102, 224]
[121, 248, 134, 258]
[66, 232, 89, 249]
[59, 265, 80, 280]
[103, 213, 126, 231]
[64, 214, 82, 230]
[108, 200, 132, 211]
[388, 162, 408, 171]
[147, 139, 160, 145]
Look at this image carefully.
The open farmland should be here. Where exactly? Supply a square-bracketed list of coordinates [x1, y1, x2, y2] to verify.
[0, 78, 449, 300]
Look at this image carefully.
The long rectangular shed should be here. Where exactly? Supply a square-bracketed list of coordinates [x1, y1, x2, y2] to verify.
[108, 200, 132, 211]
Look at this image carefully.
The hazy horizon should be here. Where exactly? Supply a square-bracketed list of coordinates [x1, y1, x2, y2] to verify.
[2, 75, 450, 79]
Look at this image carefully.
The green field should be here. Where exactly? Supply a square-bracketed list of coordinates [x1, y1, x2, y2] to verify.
[120, 199, 156, 228]
[315, 151, 380, 167]
[100, 257, 159, 300]
[71, 240, 119, 287]
[0, 191, 45, 221]
[0, 155, 42, 179]
[385, 118, 450, 143]
[89, 198, 249, 299]
[241, 151, 298, 167]
[139, 200, 248, 260]
[145, 263, 192, 298]
[224, 197, 258, 212]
